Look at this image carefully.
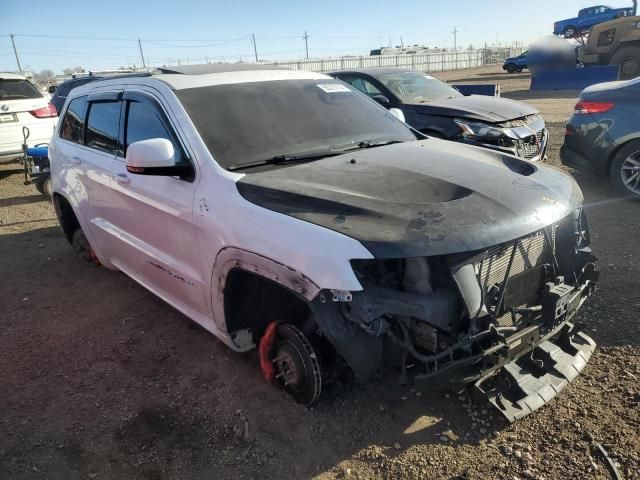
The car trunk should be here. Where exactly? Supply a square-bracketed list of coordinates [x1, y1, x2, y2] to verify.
[0, 81, 56, 155]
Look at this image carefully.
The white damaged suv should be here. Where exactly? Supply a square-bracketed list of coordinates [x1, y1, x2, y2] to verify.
[50, 65, 598, 421]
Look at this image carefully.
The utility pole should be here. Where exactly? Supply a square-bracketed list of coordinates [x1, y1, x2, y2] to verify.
[252, 33, 259, 62]
[137, 39, 146, 69]
[452, 26, 459, 69]
[303, 31, 310, 59]
[10, 34, 22, 73]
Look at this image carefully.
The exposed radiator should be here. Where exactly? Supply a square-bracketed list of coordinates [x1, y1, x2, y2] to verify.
[480, 227, 555, 288]
[479, 226, 557, 326]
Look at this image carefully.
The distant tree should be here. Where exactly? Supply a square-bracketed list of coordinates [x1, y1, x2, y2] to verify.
[62, 66, 84, 75]
[31, 69, 55, 87]
[33, 69, 55, 83]
[468, 44, 474, 51]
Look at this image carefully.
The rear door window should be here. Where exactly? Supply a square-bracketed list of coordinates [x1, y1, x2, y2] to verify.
[57, 82, 74, 98]
[338, 75, 382, 96]
[59, 78, 94, 98]
[60, 96, 88, 144]
[0, 79, 43, 100]
[85, 101, 121, 155]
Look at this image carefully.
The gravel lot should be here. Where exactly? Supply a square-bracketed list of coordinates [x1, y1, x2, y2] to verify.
[1, 65, 638, 480]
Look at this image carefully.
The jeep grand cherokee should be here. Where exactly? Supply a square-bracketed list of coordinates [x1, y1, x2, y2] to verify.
[49, 65, 598, 421]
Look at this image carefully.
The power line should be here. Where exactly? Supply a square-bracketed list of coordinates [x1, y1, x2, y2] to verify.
[17, 48, 140, 60]
[142, 37, 250, 48]
[10, 33, 138, 41]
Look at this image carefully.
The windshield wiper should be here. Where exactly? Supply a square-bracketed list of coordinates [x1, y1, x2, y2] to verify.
[228, 140, 406, 172]
[336, 139, 405, 152]
[228, 151, 343, 171]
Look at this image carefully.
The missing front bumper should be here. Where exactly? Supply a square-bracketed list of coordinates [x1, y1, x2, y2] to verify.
[473, 323, 595, 422]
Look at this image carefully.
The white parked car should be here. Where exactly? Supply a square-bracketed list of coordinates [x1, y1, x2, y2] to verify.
[49, 66, 598, 421]
[0, 72, 57, 163]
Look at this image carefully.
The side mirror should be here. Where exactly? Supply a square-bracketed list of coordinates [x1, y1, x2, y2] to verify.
[126, 138, 193, 179]
[48, 85, 57, 94]
[371, 94, 391, 107]
[389, 107, 406, 123]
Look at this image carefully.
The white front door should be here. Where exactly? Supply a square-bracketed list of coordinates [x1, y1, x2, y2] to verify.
[107, 91, 208, 316]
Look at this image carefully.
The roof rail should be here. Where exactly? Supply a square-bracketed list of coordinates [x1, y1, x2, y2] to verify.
[71, 69, 135, 78]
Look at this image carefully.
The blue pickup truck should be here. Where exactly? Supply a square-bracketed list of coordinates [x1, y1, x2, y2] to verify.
[554, 5, 633, 37]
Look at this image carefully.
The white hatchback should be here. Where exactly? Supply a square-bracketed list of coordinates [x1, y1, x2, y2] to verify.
[0, 72, 57, 163]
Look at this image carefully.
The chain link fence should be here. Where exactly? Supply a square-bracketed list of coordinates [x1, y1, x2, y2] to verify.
[261, 48, 518, 73]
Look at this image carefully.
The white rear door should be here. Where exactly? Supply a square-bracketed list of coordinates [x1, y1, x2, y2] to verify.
[56, 91, 123, 256]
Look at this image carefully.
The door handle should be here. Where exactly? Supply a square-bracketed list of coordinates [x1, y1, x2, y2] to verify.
[69, 156, 81, 165]
[114, 173, 130, 184]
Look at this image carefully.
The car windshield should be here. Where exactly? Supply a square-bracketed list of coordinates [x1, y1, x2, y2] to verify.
[375, 71, 462, 104]
[176, 79, 416, 170]
[0, 79, 43, 100]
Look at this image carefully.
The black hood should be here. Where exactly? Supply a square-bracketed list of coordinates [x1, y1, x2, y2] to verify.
[411, 94, 539, 123]
[236, 139, 583, 258]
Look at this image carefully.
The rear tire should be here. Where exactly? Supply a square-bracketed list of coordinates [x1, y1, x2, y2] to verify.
[516, 67, 524, 73]
[505, 63, 517, 73]
[34, 179, 45, 194]
[71, 228, 94, 262]
[610, 46, 640, 80]
[609, 140, 640, 199]
[35, 177, 52, 197]
[42, 178, 52, 197]
[563, 25, 577, 38]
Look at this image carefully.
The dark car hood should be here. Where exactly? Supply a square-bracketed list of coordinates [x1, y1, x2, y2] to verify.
[236, 139, 583, 258]
[411, 94, 539, 123]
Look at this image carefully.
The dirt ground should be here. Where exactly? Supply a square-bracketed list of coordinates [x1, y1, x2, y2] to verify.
[1, 65, 639, 480]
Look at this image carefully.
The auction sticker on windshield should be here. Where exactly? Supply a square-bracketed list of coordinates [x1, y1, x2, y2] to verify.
[317, 83, 351, 93]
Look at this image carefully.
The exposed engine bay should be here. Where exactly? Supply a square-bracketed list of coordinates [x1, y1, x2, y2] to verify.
[311, 207, 598, 421]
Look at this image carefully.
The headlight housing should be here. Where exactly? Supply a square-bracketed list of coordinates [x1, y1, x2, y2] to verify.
[454, 118, 509, 140]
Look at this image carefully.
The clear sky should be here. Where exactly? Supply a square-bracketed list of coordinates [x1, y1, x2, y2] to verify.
[0, 0, 634, 73]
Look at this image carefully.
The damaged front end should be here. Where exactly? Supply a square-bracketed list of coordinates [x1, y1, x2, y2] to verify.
[312, 207, 598, 422]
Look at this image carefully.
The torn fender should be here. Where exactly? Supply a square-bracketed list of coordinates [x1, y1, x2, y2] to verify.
[312, 296, 383, 381]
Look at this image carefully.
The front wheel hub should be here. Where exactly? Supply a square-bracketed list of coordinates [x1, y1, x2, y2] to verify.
[272, 324, 322, 406]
